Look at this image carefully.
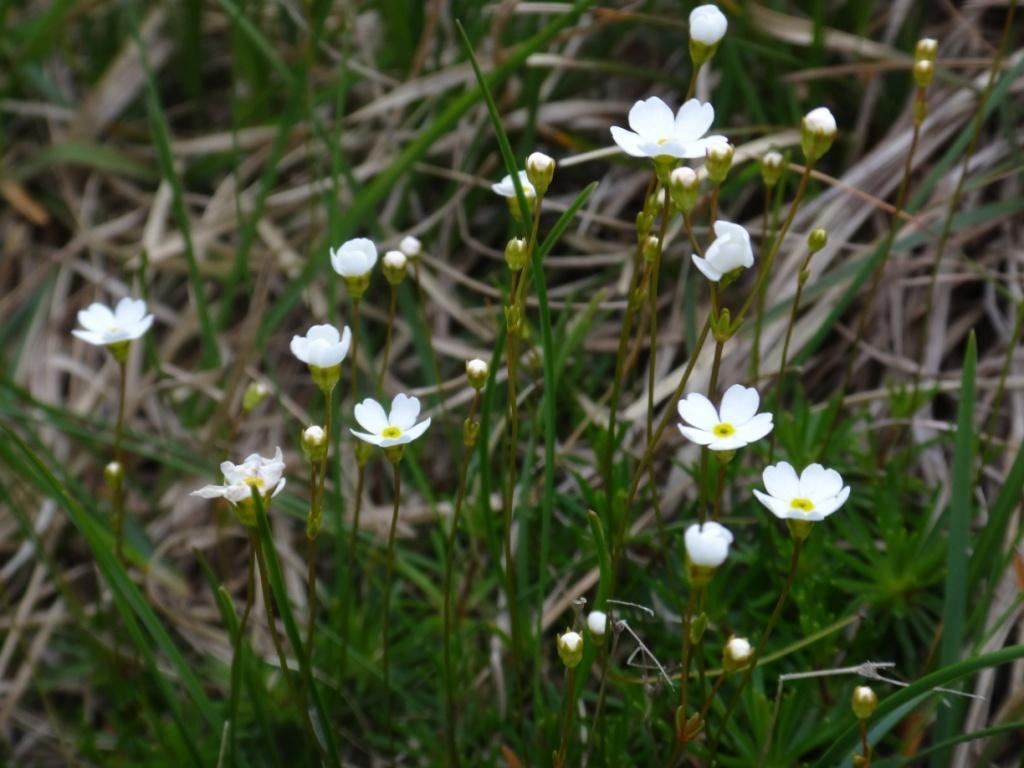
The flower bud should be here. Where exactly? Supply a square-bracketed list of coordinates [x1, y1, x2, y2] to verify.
[242, 381, 271, 412]
[684, 521, 733, 585]
[642, 235, 660, 264]
[913, 59, 934, 89]
[689, 4, 727, 66]
[706, 141, 734, 184]
[587, 610, 608, 640]
[556, 630, 584, 668]
[801, 107, 837, 163]
[399, 235, 422, 258]
[466, 358, 489, 389]
[505, 238, 528, 271]
[463, 417, 480, 448]
[669, 166, 700, 214]
[382, 250, 408, 286]
[525, 152, 555, 197]
[104, 461, 124, 492]
[915, 38, 938, 63]
[301, 425, 328, 463]
[808, 228, 828, 253]
[723, 636, 752, 673]
[851, 685, 878, 719]
[760, 151, 785, 188]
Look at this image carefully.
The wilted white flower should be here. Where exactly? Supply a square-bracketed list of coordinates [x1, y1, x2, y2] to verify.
[350, 393, 431, 448]
[610, 96, 727, 160]
[191, 448, 286, 525]
[399, 235, 422, 258]
[692, 220, 754, 282]
[330, 237, 378, 278]
[491, 170, 536, 199]
[677, 384, 773, 451]
[73, 297, 154, 347]
[689, 4, 727, 45]
[290, 324, 352, 369]
[753, 461, 850, 522]
[684, 521, 733, 567]
[587, 610, 608, 638]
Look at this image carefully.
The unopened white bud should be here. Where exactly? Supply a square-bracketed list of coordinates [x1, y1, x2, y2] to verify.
[556, 630, 584, 668]
[801, 107, 837, 162]
[526, 152, 555, 196]
[382, 250, 408, 285]
[587, 610, 608, 638]
[466, 358, 489, 389]
[723, 636, 752, 672]
[399, 235, 422, 258]
[302, 425, 328, 462]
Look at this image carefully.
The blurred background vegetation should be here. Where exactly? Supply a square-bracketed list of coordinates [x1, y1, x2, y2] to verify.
[1, 1, 1022, 765]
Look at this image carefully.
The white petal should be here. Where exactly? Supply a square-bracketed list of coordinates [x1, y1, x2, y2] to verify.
[718, 385, 760, 423]
[402, 418, 431, 442]
[338, 326, 352, 362]
[130, 314, 154, 339]
[115, 297, 147, 324]
[679, 135, 729, 159]
[674, 99, 714, 142]
[354, 399, 389, 433]
[71, 329, 106, 346]
[628, 96, 674, 139]
[677, 392, 719, 430]
[350, 429, 384, 446]
[814, 485, 850, 518]
[714, 220, 749, 243]
[678, 424, 715, 445]
[735, 412, 773, 444]
[707, 434, 749, 451]
[799, 464, 844, 501]
[192, 484, 227, 498]
[610, 126, 648, 157]
[290, 336, 310, 363]
[389, 393, 421, 430]
[720, 384, 760, 425]
[763, 462, 799, 500]
[306, 339, 343, 367]
[753, 489, 792, 519]
[691, 254, 723, 282]
[271, 478, 287, 498]
[77, 303, 115, 332]
[306, 324, 340, 343]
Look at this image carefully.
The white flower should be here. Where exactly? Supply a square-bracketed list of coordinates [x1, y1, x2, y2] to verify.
[491, 170, 536, 199]
[587, 610, 608, 637]
[753, 461, 850, 522]
[692, 220, 754, 282]
[610, 96, 728, 160]
[290, 324, 352, 368]
[350, 393, 432, 448]
[399, 235, 422, 258]
[677, 384, 773, 451]
[689, 4, 727, 45]
[684, 521, 733, 567]
[723, 636, 752, 671]
[330, 237, 377, 278]
[192, 447, 286, 506]
[803, 107, 837, 138]
[73, 297, 154, 346]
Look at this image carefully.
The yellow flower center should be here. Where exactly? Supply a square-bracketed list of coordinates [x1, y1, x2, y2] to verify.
[789, 498, 815, 513]
[381, 426, 402, 439]
[656, 137, 669, 146]
[712, 422, 736, 438]
[244, 476, 264, 489]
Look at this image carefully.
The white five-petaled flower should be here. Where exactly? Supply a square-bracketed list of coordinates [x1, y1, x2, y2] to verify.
[491, 170, 536, 199]
[330, 237, 377, 278]
[290, 324, 352, 368]
[610, 96, 727, 160]
[73, 297, 154, 346]
[689, 4, 728, 45]
[678, 384, 773, 451]
[684, 521, 734, 567]
[191, 447, 287, 506]
[753, 461, 850, 522]
[692, 220, 754, 282]
[350, 393, 431, 448]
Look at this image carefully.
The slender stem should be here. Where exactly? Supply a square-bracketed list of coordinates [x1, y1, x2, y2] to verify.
[698, 335, 725, 525]
[339, 461, 366, 682]
[708, 539, 804, 760]
[686, 63, 702, 100]
[585, 629, 620, 765]
[442, 393, 479, 768]
[911, 2, 1016, 401]
[382, 460, 403, 762]
[859, 719, 871, 764]
[348, 298, 362, 404]
[113, 360, 127, 562]
[378, 285, 398, 392]
[646, 194, 673, 550]
[677, 587, 698, 728]
[230, 548, 256, 767]
[750, 186, 774, 382]
[554, 666, 578, 768]
[698, 672, 726, 723]
[251, 533, 300, 698]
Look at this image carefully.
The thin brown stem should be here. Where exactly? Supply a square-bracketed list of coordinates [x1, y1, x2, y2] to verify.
[378, 285, 398, 393]
[382, 460, 402, 763]
[113, 361, 127, 562]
